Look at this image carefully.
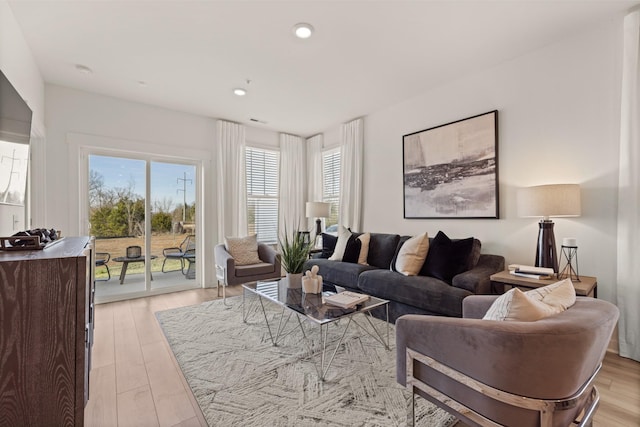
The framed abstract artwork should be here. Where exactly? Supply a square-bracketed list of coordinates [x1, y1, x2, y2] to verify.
[403, 110, 499, 219]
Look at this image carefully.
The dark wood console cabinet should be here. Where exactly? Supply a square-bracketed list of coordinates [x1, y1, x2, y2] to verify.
[0, 237, 95, 426]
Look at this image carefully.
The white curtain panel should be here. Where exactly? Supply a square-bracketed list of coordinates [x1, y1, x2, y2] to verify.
[306, 134, 324, 230]
[279, 133, 307, 239]
[338, 118, 364, 231]
[216, 120, 247, 241]
[616, 10, 640, 362]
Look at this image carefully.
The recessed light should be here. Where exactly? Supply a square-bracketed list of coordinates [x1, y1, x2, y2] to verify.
[293, 23, 314, 39]
[75, 64, 93, 74]
[233, 88, 247, 96]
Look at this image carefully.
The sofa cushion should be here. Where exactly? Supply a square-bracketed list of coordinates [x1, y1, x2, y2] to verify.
[420, 231, 475, 283]
[393, 232, 430, 276]
[329, 226, 351, 261]
[358, 269, 472, 317]
[235, 262, 275, 277]
[390, 235, 411, 273]
[320, 233, 337, 258]
[357, 233, 371, 265]
[342, 234, 362, 263]
[224, 235, 262, 266]
[305, 259, 378, 288]
[468, 238, 482, 269]
[367, 233, 401, 269]
[483, 279, 577, 321]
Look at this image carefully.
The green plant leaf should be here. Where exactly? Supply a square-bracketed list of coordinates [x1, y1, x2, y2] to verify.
[278, 225, 313, 274]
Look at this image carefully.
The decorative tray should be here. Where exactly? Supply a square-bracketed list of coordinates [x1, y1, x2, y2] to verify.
[0, 236, 45, 251]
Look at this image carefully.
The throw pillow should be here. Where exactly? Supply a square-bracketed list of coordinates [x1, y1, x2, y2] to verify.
[483, 279, 577, 321]
[320, 233, 338, 258]
[328, 226, 352, 261]
[342, 234, 362, 263]
[224, 235, 262, 266]
[526, 278, 576, 308]
[420, 231, 475, 283]
[357, 232, 371, 265]
[394, 232, 430, 276]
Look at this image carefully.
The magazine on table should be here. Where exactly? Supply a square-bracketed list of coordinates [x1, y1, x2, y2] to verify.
[324, 291, 370, 309]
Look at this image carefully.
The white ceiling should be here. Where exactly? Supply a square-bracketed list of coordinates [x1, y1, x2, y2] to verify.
[8, 0, 638, 137]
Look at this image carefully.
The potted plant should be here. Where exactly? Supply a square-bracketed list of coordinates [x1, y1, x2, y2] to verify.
[279, 227, 313, 288]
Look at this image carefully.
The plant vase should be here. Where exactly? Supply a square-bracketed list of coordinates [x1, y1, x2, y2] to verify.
[285, 272, 302, 289]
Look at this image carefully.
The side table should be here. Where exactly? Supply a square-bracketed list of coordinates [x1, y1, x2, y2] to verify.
[490, 270, 597, 298]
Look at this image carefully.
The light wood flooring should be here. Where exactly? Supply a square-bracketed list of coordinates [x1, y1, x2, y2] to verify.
[84, 287, 640, 427]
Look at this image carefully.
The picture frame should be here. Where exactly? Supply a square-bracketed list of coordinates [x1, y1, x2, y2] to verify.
[403, 110, 499, 219]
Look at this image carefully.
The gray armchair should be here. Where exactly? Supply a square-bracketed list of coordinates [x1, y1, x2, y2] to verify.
[214, 242, 281, 301]
[396, 295, 619, 427]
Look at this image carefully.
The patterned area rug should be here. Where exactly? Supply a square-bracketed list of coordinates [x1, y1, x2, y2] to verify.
[156, 296, 457, 427]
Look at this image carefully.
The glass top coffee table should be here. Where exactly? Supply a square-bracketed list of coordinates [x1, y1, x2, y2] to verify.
[242, 279, 390, 381]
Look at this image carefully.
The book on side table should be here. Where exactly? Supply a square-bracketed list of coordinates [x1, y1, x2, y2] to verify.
[508, 264, 555, 279]
[324, 291, 370, 309]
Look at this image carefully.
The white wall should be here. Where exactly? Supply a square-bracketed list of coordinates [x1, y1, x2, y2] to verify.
[45, 84, 279, 286]
[330, 17, 624, 303]
[0, 0, 45, 235]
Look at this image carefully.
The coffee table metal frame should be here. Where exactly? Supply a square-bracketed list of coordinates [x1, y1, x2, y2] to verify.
[242, 280, 390, 381]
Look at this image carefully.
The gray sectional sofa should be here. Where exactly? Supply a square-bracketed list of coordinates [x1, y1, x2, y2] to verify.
[303, 231, 505, 322]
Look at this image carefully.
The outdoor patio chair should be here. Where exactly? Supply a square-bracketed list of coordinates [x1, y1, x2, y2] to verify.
[95, 252, 111, 281]
[162, 234, 195, 273]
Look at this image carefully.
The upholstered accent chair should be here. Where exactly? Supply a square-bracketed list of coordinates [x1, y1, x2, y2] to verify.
[396, 295, 619, 427]
[214, 242, 281, 301]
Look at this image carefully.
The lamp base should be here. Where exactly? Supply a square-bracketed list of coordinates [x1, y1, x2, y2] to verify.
[315, 218, 322, 236]
[535, 220, 558, 273]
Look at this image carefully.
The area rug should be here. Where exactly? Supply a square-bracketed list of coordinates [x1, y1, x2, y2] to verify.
[156, 297, 457, 427]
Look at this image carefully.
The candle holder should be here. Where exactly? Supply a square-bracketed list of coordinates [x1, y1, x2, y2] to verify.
[558, 244, 580, 282]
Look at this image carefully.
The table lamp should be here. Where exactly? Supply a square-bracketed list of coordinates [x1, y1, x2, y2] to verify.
[517, 184, 581, 273]
[306, 201, 331, 236]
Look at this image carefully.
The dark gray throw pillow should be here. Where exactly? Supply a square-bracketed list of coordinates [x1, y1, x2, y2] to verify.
[421, 231, 474, 284]
[320, 233, 338, 258]
[342, 234, 362, 263]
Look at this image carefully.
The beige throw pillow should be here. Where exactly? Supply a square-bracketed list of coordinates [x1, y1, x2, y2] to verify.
[526, 278, 576, 309]
[224, 235, 262, 266]
[483, 278, 576, 321]
[357, 233, 371, 265]
[394, 232, 430, 276]
[329, 226, 352, 261]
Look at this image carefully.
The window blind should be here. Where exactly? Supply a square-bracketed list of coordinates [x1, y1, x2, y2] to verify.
[246, 147, 279, 244]
[322, 149, 340, 228]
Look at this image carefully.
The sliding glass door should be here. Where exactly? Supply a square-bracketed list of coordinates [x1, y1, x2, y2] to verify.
[150, 161, 196, 291]
[89, 153, 199, 302]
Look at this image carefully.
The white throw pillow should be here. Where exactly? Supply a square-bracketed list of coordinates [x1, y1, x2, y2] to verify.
[526, 278, 576, 309]
[329, 226, 352, 261]
[394, 232, 430, 276]
[357, 233, 371, 265]
[483, 279, 577, 321]
[224, 235, 262, 266]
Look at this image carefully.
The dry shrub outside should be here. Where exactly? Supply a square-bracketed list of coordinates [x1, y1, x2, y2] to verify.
[94, 232, 194, 279]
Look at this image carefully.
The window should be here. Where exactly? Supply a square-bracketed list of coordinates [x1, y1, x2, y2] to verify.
[322, 148, 340, 228]
[246, 147, 279, 243]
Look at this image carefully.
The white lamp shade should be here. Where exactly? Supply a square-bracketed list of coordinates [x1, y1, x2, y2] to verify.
[306, 201, 330, 218]
[517, 184, 581, 218]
